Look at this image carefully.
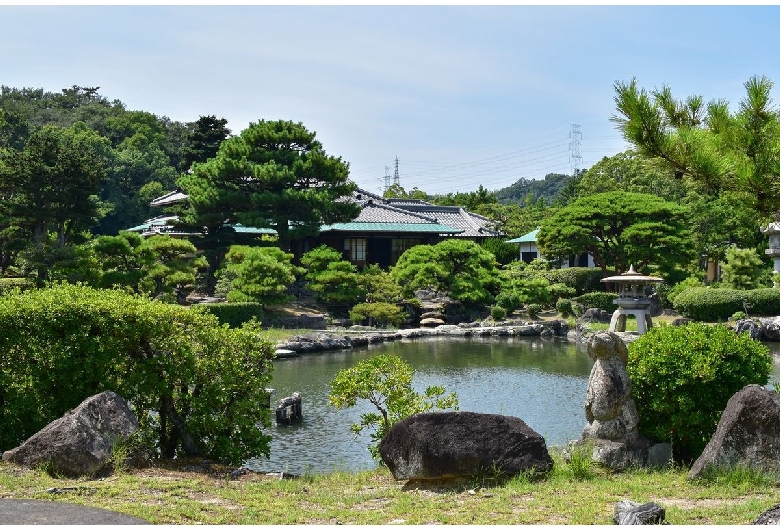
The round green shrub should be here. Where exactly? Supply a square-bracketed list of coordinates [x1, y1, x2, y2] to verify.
[191, 301, 264, 328]
[349, 302, 406, 328]
[526, 267, 606, 295]
[572, 292, 618, 312]
[525, 303, 542, 319]
[490, 305, 507, 321]
[744, 288, 780, 315]
[0, 283, 275, 465]
[556, 298, 573, 318]
[627, 323, 771, 463]
[731, 311, 747, 321]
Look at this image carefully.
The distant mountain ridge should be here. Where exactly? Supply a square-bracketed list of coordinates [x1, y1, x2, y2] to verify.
[493, 173, 573, 205]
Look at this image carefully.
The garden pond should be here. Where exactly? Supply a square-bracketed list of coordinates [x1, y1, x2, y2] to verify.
[245, 336, 780, 476]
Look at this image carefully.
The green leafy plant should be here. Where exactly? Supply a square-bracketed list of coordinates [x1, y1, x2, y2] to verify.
[490, 305, 507, 321]
[301, 245, 365, 309]
[390, 239, 502, 306]
[627, 323, 771, 462]
[720, 246, 770, 290]
[0, 283, 275, 465]
[572, 292, 618, 312]
[525, 303, 543, 319]
[219, 245, 302, 306]
[349, 302, 406, 328]
[329, 354, 458, 461]
[556, 298, 573, 318]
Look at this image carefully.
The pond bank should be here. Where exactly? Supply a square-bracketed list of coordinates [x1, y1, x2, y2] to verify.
[274, 319, 572, 356]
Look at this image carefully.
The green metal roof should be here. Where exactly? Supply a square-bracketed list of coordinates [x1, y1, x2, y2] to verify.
[506, 228, 539, 244]
[320, 222, 462, 233]
[231, 224, 276, 235]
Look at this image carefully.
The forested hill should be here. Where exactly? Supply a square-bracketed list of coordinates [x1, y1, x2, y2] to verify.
[493, 173, 572, 205]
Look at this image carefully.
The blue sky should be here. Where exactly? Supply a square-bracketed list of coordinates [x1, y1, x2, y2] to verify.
[3, 5, 780, 196]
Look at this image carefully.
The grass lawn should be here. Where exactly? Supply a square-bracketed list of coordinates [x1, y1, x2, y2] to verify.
[2, 448, 778, 525]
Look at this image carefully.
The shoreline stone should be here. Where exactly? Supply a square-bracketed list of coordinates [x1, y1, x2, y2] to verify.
[275, 320, 571, 353]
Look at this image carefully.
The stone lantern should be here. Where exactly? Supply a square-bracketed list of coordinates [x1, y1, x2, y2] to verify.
[600, 265, 663, 335]
[762, 222, 780, 285]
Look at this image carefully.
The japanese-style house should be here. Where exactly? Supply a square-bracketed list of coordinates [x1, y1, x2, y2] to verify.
[130, 188, 501, 269]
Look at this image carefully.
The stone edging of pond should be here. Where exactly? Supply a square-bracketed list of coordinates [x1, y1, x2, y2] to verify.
[275, 320, 573, 356]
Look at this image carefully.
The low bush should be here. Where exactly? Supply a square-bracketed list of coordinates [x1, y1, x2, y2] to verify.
[191, 302, 264, 328]
[349, 302, 406, 328]
[672, 287, 780, 321]
[744, 288, 780, 316]
[525, 303, 542, 319]
[556, 298, 573, 318]
[490, 305, 507, 321]
[535, 267, 607, 295]
[0, 284, 275, 465]
[572, 292, 618, 312]
[627, 323, 771, 462]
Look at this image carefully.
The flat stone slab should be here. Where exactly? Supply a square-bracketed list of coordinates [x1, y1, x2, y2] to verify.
[0, 499, 149, 525]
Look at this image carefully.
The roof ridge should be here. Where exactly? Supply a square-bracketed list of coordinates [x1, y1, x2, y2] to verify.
[366, 201, 439, 223]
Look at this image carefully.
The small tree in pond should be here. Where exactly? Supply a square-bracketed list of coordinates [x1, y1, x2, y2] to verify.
[329, 354, 458, 461]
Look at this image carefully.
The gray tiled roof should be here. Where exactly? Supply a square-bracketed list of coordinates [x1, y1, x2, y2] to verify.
[391, 204, 500, 237]
[142, 187, 502, 237]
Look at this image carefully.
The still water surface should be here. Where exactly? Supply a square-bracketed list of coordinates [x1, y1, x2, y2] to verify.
[246, 337, 780, 476]
[245, 337, 594, 475]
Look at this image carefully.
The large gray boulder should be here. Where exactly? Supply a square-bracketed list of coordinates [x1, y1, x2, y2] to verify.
[689, 384, 780, 480]
[613, 499, 666, 525]
[2, 391, 139, 477]
[378, 411, 553, 481]
[759, 317, 780, 341]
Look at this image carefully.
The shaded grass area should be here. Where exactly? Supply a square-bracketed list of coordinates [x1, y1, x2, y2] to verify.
[2, 451, 778, 525]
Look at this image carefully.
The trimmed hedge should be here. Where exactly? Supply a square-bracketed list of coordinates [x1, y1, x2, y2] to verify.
[672, 287, 780, 321]
[0, 277, 31, 293]
[191, 302, 264, 328]
[572, 292, 618, 312]
[540, 267, 608, 295]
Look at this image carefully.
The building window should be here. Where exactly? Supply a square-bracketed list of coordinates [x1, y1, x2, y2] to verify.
[521, 251, 538, 263]
[344, 238, 366, 262]
[392, 238, 421, 263]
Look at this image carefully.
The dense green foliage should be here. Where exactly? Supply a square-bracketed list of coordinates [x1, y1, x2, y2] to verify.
[301, 245, 365, 309]
[495, 276, 552, 313]
[513, 266, 606, 296]
[390, 239, 502, 305]
[493, 173, 573, 205]
[627, 323, 771, 462]
[349, 302, 407, 328]
[0, 284, 275, 465]
[480, 237, 520, 265]
[92, 232, 206, 301]
[219, 245, 301, 306]
[673, 287, 780, 320]
[538, 191, 694, 276]
[0, 123, 110, 283]
[572, 151, 687, 202]
[572, 292, 618, 312]
[613, 75, 780, 219]
[720, 247, 771, 290]
[178, 120, 359, 251]
[329, 354, 458, 460]
[190, 302, 264, 329]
